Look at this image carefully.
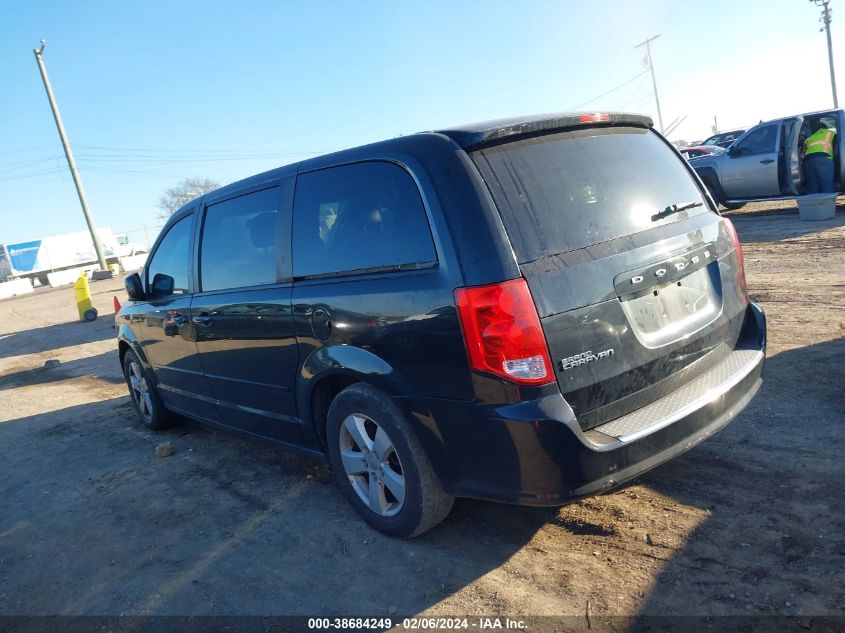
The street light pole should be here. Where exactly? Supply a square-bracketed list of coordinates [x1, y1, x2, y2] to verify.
[33, 40, 107, 271]
[635, 34, 664, 133]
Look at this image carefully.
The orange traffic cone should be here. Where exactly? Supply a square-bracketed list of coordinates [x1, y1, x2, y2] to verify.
[113, 296, 122, 330]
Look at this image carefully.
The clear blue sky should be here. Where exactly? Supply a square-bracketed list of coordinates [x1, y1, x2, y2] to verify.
[1, 0, 840, 245]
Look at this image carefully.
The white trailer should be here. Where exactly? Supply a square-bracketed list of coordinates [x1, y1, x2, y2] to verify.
[0, 228, 146, 286]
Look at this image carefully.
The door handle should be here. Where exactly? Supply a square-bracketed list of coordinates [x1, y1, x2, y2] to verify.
[192, 313, 213, 325]
[760, 159, 774, 164]
[164, 313, 189, 336]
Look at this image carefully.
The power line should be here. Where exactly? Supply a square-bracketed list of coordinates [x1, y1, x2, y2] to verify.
[570, 69, 650, 109]
[73, 154, 323, 164]
[619, 74, 650, 110]
[0, 144, 61, 157]
[76, 144, 332, 154]
[0, 167, 66, 184]
[0, 156, 63, 174]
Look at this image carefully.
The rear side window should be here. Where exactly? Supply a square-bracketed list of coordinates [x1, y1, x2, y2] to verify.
[146, 215, 192, 297]
[292, 161, 436, 277]
[200, 187, 280, 292]
[472, 127, 710, 263]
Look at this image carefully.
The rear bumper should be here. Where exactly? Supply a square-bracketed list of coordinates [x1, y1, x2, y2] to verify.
[419, 302, 766, 505]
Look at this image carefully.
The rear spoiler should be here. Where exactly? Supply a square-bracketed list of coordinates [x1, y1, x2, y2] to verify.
[439, 112, 655, 151]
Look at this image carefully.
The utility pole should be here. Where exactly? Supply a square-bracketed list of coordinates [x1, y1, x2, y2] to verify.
[811, 0, 839, 108]
[635, 34, 664, 133]
[33, 40, 107, 271]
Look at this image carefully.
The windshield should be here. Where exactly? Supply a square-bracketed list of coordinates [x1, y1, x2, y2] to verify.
[471, 127, 711, 263]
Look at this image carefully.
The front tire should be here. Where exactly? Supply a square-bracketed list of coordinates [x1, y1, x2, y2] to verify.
[700, 174, 725, 206]
[326, 383, 454, 538]
[122, 349, 174, 430]
[701, 174, 745, 211]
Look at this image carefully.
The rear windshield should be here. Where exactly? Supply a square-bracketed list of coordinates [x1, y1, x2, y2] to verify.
[471, 127, 710, 263]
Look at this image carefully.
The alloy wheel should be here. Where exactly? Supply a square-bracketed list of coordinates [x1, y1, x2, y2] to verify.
[338, 413, 406, 517]
[128, 361, 153, 423]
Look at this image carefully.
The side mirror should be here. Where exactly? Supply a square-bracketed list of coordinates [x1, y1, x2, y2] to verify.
[151, 273, 174, 296]
[124, 272, 145, 300]
[728, 146, 738, 157]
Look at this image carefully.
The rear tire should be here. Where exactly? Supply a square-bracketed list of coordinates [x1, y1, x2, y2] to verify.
[326, 383, 454, 538]
[122, 349, 175, 430]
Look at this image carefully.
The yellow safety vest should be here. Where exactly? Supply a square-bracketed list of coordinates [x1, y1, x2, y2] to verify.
[803, 128, 836, 158]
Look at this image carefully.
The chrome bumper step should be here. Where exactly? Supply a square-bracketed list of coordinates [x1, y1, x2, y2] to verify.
[592, 348, 764, 443]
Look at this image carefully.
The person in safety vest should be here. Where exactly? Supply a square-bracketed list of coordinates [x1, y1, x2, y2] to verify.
[802, 120, 837, 194]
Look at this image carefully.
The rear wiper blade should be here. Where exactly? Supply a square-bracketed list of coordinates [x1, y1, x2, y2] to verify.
[651, 201, 703, 222]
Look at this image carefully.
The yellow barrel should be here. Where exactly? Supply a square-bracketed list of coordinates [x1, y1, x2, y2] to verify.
[73, 272, 97, 321]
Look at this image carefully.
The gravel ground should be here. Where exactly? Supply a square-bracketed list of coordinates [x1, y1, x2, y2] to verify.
[0, 203, 843, 624]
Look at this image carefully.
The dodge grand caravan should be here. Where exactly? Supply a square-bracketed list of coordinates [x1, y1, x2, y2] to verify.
[117, 112, 766, 537]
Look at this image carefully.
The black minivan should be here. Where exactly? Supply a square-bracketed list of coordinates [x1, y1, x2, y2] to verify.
[117, 112, 766, 537]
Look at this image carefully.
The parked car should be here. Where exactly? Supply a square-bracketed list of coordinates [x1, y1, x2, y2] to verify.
[690, 109, 843, 208]
[679, 144, 726, 160]
[116, 112, 766, 537]
[701, 129, 746, 148]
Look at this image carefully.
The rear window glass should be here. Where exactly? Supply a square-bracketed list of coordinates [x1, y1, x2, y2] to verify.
[472, 127, 710, 262]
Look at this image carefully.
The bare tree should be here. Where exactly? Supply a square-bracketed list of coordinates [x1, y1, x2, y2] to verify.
[156, 177, 220, 219]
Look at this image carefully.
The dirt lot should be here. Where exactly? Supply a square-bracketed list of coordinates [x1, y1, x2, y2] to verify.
[0, 202, 843, 625]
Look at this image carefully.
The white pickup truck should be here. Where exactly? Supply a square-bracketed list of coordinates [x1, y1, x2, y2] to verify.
[690, 108, 843, 209]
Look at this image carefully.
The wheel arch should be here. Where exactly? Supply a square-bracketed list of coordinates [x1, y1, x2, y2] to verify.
[117, 326, 152, 372]
[693, 165, 727, 207]
[297, 345, 417, 450]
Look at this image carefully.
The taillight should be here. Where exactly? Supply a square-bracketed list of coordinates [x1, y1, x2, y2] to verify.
[724, 219, 749, 302]
[579, 113, 611, 123]
[454, 278, 554, 386]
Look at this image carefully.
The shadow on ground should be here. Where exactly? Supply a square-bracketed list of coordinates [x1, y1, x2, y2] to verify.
[1, 309, 842, 618]
[0, 395, 560, 616]
[632, 336, 845, 617]
[730, 207, 845, 244]
[0, 317, 116, 359]
[0, 350, 123, 391]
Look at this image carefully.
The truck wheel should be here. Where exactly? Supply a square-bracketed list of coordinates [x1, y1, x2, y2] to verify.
[701, 174, 725, 206]
[122, 350, 175, 430]
[701, 174, 746, 211]
[326, 383, 454, 538]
